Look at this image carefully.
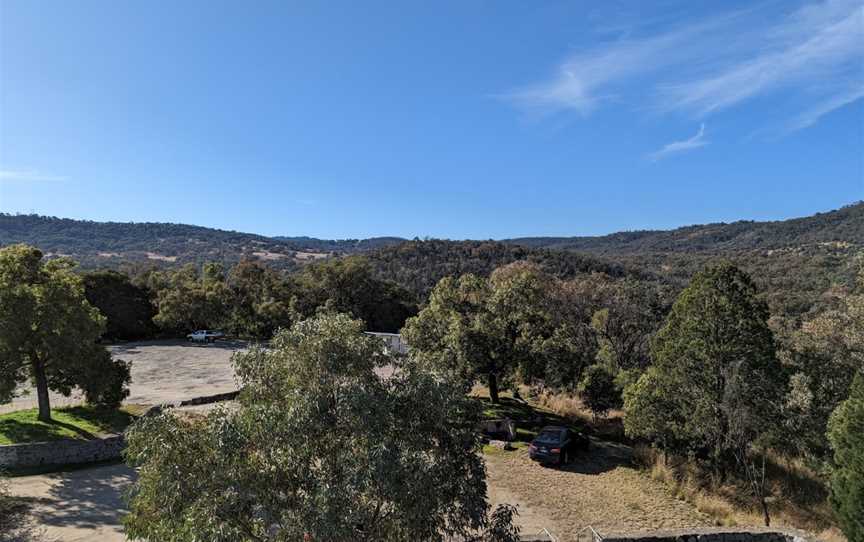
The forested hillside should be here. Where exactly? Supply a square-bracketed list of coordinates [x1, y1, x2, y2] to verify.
[362, 239, 650, 298]
[0, 214, 314, 270]
[504, 203, 863, 320]
[2, 203, 861, 320]
[505, 202, 863, 254]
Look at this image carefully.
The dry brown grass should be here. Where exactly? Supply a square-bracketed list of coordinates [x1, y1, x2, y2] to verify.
[530, 387, 626, 441]
[632, 445, 845, 541]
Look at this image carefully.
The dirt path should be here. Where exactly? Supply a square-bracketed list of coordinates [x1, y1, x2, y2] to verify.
[485, 438, 714, 541]
[8, 463, 136, 542]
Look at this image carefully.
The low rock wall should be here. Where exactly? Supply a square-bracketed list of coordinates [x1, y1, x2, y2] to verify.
[0, 435, 125, 470]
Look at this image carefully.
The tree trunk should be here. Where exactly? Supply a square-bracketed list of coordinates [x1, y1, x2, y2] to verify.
[761, 497, 770, 527]
[31, 355, 51, 422]
[488, 372, 500, 404]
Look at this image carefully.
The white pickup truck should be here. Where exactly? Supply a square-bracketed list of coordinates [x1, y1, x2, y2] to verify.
[186, 330, 225, 343]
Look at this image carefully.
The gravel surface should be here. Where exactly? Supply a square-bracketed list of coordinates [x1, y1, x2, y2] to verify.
[485, 438, 716, 541]
[3, 339, 397, 414]
[2, 340, 245, 414]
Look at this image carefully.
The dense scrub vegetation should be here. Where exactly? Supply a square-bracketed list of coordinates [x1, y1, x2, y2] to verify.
[363, 239, 645, 298]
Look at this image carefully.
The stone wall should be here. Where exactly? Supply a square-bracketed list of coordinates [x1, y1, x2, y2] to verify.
[0, 434, 125, 470]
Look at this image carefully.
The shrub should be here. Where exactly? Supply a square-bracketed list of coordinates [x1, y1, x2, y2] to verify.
[578, 364, 620, 421]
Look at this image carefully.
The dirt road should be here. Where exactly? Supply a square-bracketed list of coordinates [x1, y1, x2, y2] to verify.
[485, 438, 716, 541]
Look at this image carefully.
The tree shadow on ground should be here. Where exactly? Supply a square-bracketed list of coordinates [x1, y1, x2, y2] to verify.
[0, 418, 96, 444]
[33, 463, 136, 532]
[0, 407, 136, 444]
[555, 437, 633, 475]
[477, 396, 586, 443]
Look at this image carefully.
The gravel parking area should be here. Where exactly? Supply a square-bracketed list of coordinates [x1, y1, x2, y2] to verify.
[2, 339, 396, 414]
[1, 340, 245, 414]
[485, 438, 717, 541]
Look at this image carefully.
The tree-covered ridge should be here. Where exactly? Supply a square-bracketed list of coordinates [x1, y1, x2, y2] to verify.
[2, 203, 861, 320]
[0, 214, 313, 270]
[505, 201, 864, 254]
[363, 239, 650, 298]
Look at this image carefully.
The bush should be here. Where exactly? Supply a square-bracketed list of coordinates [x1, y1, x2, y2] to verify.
[578, 364, 620, 421]
[827, 371, 864, 542]
[79, 350, 131, 408]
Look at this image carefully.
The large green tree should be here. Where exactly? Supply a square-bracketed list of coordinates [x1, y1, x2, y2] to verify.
[624, 263, 785, 472]
[150, 263, 231, 333]
[827, 370, 864, 542]
[0, 244, 130, 421]
[226, 259, 298, 338]
[294, 256, 416, 333]
[402, 264, 555, 403]
[83, 269, 156, 340]
[590, 278, 666, 372]
[124, 313, 517, 542]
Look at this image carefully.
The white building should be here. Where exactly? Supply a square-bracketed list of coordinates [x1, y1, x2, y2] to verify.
[364, 332, 408, 356]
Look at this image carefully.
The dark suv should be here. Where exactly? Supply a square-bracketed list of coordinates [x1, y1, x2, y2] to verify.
[528, 425, 589, 466]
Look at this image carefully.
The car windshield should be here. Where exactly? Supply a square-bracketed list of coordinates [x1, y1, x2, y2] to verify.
[535, 430, 562, 443]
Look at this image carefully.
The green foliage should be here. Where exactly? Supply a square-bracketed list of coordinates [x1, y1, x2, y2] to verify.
[784, 268, 864, 459]
[403, 264, 560, 403]
[83, 269, 156, 340]
[294, 256, 416, 332]
[365, 239, 639, 299]
[0, 244, 130, 421]
[578, 364, 620, 420]
[226, 259, 298, 337]
[150, 263, 231, 332]
[827, 371, 864, 542]
[589, 279, 667, 371]
[624, 263, 785, 470]
[124, 313, 515, 541]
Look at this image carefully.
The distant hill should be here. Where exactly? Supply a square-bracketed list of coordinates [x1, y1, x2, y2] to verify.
[362, 239, 650, 298]
[502, 203, 863, 319]
[504, 202, 864, 254]
[273, 235, 406, 253]
[0, 214, 316, 270]
[2, 203, 861, 319]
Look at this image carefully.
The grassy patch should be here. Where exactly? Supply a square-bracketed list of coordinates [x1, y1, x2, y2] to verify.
[0, 405, 144, 445]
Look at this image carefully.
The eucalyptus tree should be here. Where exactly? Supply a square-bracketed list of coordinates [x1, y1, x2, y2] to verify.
[0, 244, 130, 421]
[402, 263, 555, 403]
[124, 313, 518, 542]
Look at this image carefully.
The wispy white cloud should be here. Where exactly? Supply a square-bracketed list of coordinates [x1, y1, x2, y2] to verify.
[648, 124, 709, 161]
[505, 0, 864, 131]
[0, 169, 68, 182]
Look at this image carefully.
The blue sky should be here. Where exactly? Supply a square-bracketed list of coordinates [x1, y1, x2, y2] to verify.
[1, 0, 862, 239]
